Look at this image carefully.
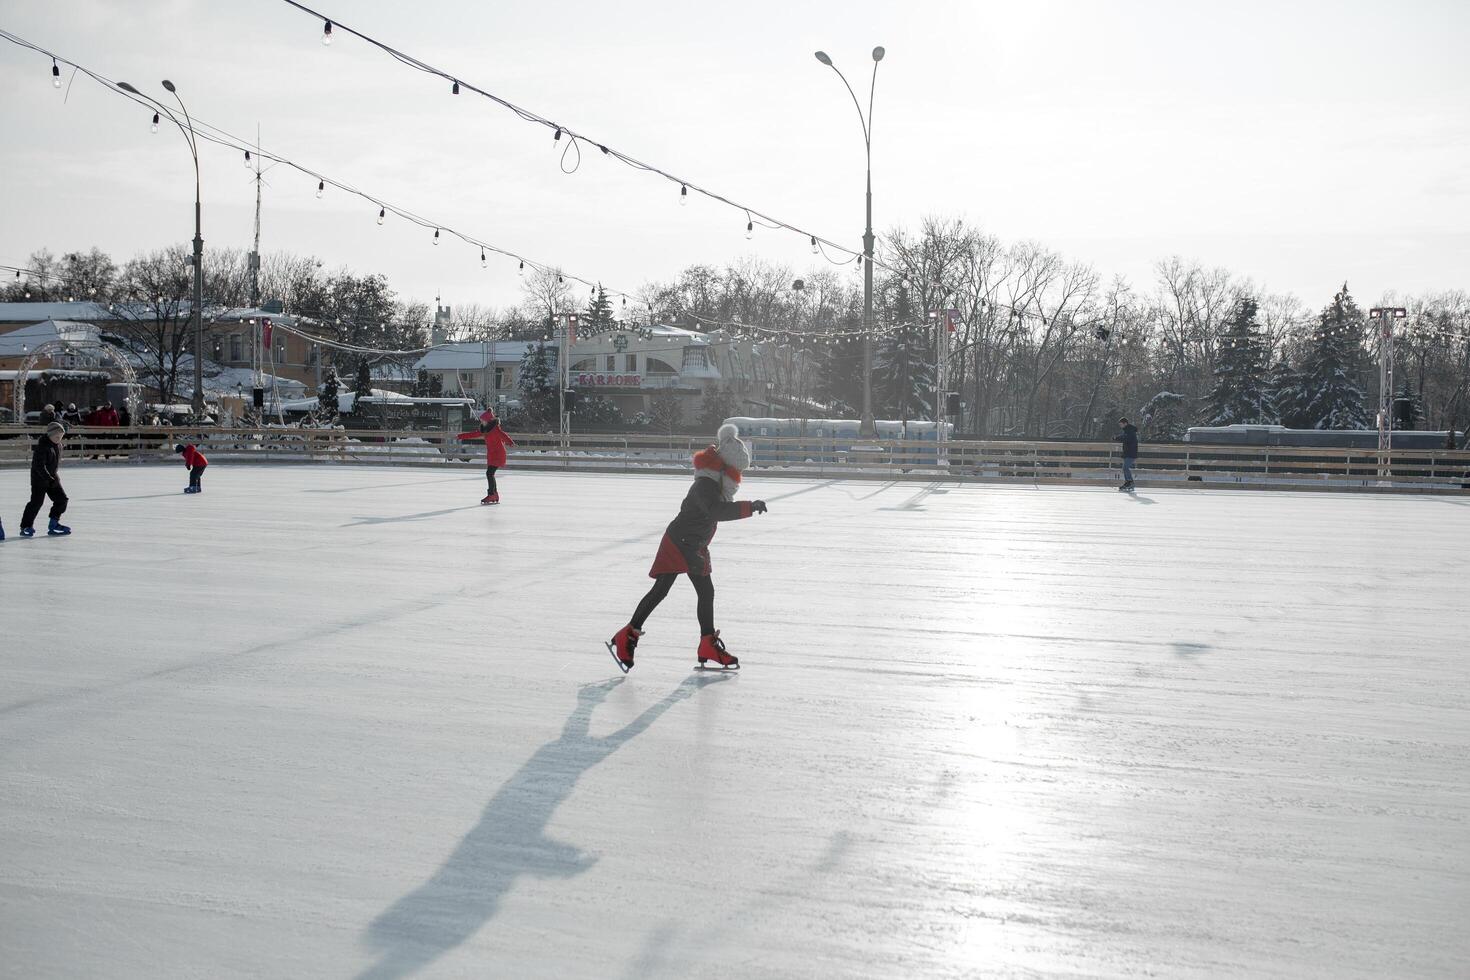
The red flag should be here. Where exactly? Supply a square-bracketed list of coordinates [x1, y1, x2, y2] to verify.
[261, 317, 273, 350]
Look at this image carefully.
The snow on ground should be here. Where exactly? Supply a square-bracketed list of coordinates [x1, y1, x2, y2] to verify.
[1, 464, 1467, 979]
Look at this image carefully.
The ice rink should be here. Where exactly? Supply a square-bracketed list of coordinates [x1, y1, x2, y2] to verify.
[1, 463, 1467, 978]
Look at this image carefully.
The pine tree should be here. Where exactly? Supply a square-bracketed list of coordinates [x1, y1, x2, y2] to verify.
[317, 368, 340, 418]
[1268, 360, 1307, 428]
[873, 285, 934, 422]
[353, 359, 373, 404]
[585, 286, 615, 338]
[1204, 298, 1276, 425]
[1140, 390, 1189, 441]
[1392, 376, 1424, 430]
[516, 342, 559, 427]
[1284, 285, 1370, 429]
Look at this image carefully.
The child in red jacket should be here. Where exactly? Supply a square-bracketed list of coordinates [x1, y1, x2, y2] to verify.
[175, 443, 208, 494]
[607, 423, 767, 672]
[456, 409, 515, 504]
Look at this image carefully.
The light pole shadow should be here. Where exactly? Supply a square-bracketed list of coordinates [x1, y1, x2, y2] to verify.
[357, 673, 727, 979]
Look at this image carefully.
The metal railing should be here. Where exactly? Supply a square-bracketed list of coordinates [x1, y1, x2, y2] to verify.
[2, 426, 1467, 493]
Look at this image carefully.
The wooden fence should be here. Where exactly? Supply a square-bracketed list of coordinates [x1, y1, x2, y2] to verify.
[2, 426, 1468, 493]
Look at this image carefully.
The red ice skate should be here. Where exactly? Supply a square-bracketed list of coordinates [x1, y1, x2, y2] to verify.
[481, 493, 500, 505]
[696, 631, 739, 670]
[606, 625, 641, 673]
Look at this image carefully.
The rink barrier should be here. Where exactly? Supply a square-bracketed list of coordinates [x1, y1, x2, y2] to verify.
[1, 426, 1468, 493]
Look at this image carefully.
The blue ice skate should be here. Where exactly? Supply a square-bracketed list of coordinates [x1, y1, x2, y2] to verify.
[47, 519, 71, 536]
[20, 526, 36, 538]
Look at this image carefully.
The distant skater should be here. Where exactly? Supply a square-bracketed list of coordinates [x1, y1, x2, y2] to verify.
[19, 421, 70, 537]
[1115, 416, 1139, 491]
[175, 443, 208, 493]
[456, 408, 515, 505]
[607, 423, 767, 672]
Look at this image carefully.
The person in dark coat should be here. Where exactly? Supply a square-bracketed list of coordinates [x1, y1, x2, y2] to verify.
[1115, 417, 1140, 491]
[118, 403, 131, 427]
[20, 421, 70, 536]
[38, 404, 57, 426]
[607, 423, 767, 672]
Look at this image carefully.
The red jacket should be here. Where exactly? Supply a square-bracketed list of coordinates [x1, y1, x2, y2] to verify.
[456, 412, 515, 467]
[181, 445, 208, 469]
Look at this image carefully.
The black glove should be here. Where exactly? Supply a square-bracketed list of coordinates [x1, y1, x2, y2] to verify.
[751, 500, 768, 514]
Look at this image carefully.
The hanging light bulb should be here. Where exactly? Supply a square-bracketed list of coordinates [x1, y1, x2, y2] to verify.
[745, 219, 754, 240]
[52, 59, 62, 88]
[316, 180, 325, 199]
[377, 208, 385, 225]
[553, 127, 562, 142]
[451, 80, 460, 95]
[810, 236, 819, 255]
[680, 184, 688, 206]
[150, 112, 160, 133]
[481, 249, 487, 268]
[243, 150, 252, 168]
[433, 229, 440, 245]
[518, 261, 525, 277]
[557, 274, 564, 284]
[322, 19, 333, 45]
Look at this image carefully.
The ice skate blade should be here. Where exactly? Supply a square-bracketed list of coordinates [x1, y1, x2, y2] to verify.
[604, 640, 632, 674]
[695, 661, 740, 671]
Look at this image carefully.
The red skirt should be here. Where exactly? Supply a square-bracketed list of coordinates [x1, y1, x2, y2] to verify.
[649, 531, 712, 577]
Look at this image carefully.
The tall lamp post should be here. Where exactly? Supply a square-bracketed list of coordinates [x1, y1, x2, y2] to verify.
[118, 79, 205, 416]
[814, 46, 884, 438]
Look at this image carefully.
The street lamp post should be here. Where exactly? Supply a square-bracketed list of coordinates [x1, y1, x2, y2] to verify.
[815, 46, 885, 438]
[119, 79, 205, 416]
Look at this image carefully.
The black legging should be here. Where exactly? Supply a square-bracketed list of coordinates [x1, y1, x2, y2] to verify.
[631, 572, 715, 635]
[485, 466, 498, 494]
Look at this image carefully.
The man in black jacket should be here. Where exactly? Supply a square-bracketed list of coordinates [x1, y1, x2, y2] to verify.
[20, 421, 71, 536]
[1115, 417, 1139, 491]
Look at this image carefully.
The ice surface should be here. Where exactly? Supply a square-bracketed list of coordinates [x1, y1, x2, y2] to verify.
[1, 464, 1467, 978]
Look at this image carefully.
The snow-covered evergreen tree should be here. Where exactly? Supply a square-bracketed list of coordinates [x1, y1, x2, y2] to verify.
[1268, 361, 1306, 428]
[1281, 285, 1370, 429]
[1140, 390, 1188, 441]
[1203, 298, 1276, 425]
[516, 342, 559, 427]
[317, 368, 340, 419]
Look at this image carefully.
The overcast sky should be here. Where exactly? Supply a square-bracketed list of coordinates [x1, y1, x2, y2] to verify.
[1, 0, 1466, 315]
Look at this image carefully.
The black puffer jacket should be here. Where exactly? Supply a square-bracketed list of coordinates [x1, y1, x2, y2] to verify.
[31, 437, 61, 486]
[664, 476, 752, 571]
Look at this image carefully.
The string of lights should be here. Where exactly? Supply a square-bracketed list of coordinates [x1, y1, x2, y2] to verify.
[281, 0, 874, 265]
[278, 3, 1084, 327]
[0, 29, 652, 308]
[3, 27, 1087, 352]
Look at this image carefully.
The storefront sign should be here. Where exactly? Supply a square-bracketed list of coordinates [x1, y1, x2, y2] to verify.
[575, 372, 642, 388]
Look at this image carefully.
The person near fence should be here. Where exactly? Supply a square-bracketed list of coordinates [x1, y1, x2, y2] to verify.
[1115, 417, 1140, 491]
[19, 421, 70, 537]
[118, 403, 131, 428]
[456, 408, 515, 505]
[607, 423, 767, 673]
[38, 404, 57, 426]
[175, 443, 208, 494]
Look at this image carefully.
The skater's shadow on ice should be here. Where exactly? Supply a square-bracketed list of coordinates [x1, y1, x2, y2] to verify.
[341, 506, 483, 527]
[357, 674, 725, 980]
[1172, 641, 1210, 658]
[1126, 493, 1157, 505]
